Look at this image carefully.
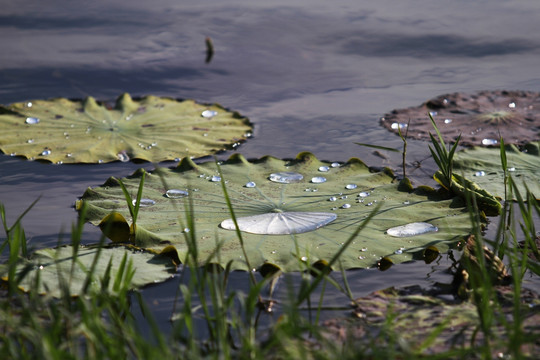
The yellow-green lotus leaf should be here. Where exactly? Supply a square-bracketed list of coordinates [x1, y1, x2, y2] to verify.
[0, 93, 252, 163]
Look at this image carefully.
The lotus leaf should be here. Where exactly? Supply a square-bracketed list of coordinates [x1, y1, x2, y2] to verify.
[0, 245, 177, 297]
[452, 142, 540, 201]
[381, 90, 540, 146]
[78, 152, 476, 272]
[0, 93, 252, 163]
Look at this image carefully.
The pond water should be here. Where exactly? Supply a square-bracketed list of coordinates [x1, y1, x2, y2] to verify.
[1, 0, 540, 335]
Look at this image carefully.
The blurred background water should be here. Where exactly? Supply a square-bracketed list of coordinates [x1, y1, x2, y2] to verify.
[1, 0, 539, 332]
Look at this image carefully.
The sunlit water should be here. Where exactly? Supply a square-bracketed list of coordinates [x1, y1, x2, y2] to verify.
[1, 0, 539, 334]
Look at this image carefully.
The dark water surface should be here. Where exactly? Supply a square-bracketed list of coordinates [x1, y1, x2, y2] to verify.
[1, 0, 540, 333]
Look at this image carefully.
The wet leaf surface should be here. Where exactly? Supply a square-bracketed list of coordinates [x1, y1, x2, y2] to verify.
[453, 141, 540, 200]
[0, 245, 177, 297]
[78, 152, 476, 271]
[0, 93, 252, 163]
[381, 90, 540, 146]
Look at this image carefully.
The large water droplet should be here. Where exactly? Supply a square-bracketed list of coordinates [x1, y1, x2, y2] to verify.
[358, 191, 370, 198]
[474, 171, 486, 177]
[211, 175, 221, 182]
[117, 151, 129, 162]
[328, 196, 337, 202]
[41, 149, 51, 156]
[331, 162, 340, 168]
[341, 203, 351, 209]
[269, 172, 303, 183]
[482, 138, 498, 146]
[245, 181, 256, 188]
[201, 110, 218, 118]
[25, 117, 39, 124]
[166, 189, 189, 198]
[318, 166, 330, 172]
[386, 222, 438, 237]
[221, 211, 337, 235]
[133, 198, 156, 207]
[345, 184, 357, 190]
[311, 176, 327, 184]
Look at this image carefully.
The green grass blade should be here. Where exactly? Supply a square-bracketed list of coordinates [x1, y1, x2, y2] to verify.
[354, 142, 401, 153]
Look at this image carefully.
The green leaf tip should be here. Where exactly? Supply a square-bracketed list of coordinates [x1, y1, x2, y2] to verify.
[99, 212, 131, 243]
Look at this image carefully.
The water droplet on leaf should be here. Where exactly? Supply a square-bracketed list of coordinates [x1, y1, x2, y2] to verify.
[474, 171, 486, 177]
[117, 151, 129, 162]
[221, 211, 337, 235]
[345, 184, 357, 190]
[201, 110, 218, 118]
[318, 166, 329, 172]
[166, 189, 189, 198]
[391, 122, 407, 130]
[269, 172, 303, 183]
[482, 138, 498, 146]
[386, 222, 438, 237]
[133, 198, 156, 207]
[245, 181, 256, 188]
[311, 176, 327, 184]
[25, 117, 39, 124]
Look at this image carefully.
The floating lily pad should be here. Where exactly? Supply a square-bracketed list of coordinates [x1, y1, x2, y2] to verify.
[0, 93, 252, 163]
[78, 152, 476, 272]
[0, 245, 177, 298]
[452, 142, 540, 200]
[381, 90, 540, 146]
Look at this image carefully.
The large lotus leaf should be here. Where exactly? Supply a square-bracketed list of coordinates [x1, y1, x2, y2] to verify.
[77, 152, 475, 272]
[381, 90, 540, 146]
[0, 245, 177, 297]
[453, 142, 540, 200]
[0, 93, 252, 163]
